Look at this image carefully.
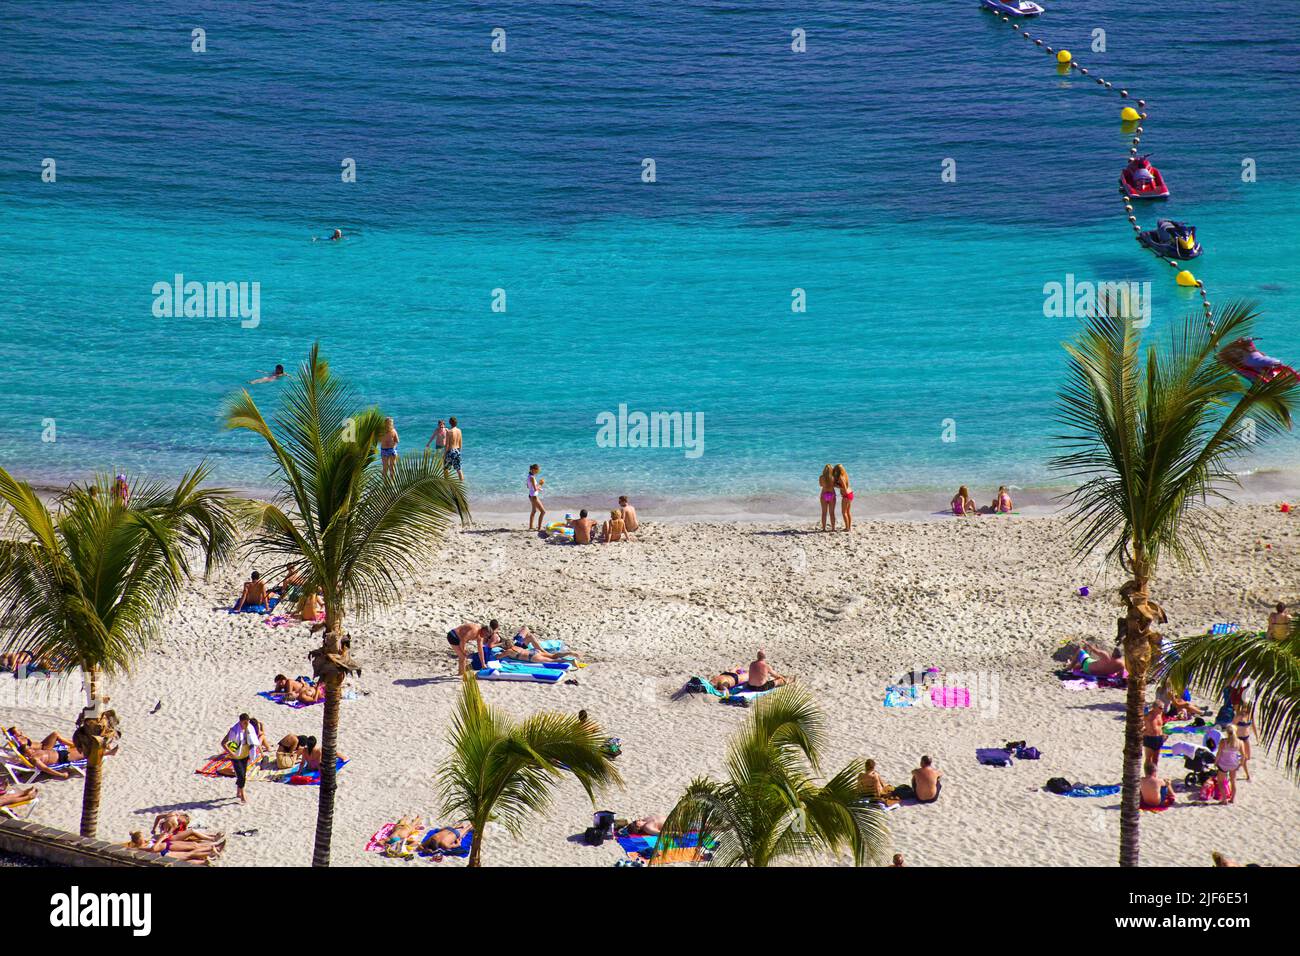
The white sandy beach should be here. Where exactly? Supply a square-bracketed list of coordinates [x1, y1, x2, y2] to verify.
[5, 504, 1299, 867]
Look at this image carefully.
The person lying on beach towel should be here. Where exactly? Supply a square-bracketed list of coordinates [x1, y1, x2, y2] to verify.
[740, 649, 787, 692]
[483, 623, 580, 666]
[272, 674, 325, 705]
[421, 822, 473, 857]
[911, 755, 943, 804]
[1075, 642, 1125, 678]
[380, 816, 426, 857]
[151, 812, 224, 845]
[125, 829, 223, 863]
[1140, 760, 1176, 810]
[626, 814, 665, 836]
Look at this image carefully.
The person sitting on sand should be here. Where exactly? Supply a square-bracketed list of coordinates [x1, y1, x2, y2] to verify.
[600, 509, 634, 543]
[627, 814, 665, 836]
[273, 674, 325, 705]
[1140, 760, 1176, 809]
[1267, 602, 1291, 640]
[296, 586, 325, 623]
[992, 485, 1013, 513]
[302, 739, 348, 771]
[232, 571, 269, 611]
[911, 755, 943, 803]
[6, 728, 83, 779]
[277, 734, 316, 766]
[1076, 642, 1125, 678]
[125, 830, 222, 863]
[421, 821, 473, 855]
[1156, 680, 1202, 720]
[951, 486, 978, 517]
[618, 496, 639, 532]
[249, 364, 286, 385]
[268, 562, 305, 602]
[566, 509, 598, 545]
[858, 759, 889, 801]
[152, 812, 224, 844]
[0, 784, 39, 809]
[742, 649, 787, 692]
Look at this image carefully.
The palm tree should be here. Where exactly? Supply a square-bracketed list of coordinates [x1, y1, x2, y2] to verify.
[437, 675, 622, 867]
[223, 344, 468, 866]
[1160, 624, 1300, 777]
[0, 467, 240, 838]
[1050, 301, 1297, 866]
[657, 684, 889, 866]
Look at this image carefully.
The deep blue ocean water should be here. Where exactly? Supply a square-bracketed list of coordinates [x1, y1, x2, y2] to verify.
[2, 1, 1298, 510]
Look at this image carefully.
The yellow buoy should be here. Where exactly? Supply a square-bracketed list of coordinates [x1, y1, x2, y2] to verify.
[1056, 49, 1072, 64]
[1121, 106, 1141, 122]
[1176, 270, 1198, 287]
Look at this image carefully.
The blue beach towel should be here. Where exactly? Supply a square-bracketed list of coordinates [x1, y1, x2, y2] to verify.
[1060, 784, 1121, 798]
[284, 757, 349, 784]
[419, 826, 473, 857]
[976, 748, 1013, 767]
[615, 831, 714, 856]
[884, 685, 919, 708]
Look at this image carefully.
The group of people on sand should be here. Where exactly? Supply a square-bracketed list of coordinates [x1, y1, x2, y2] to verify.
[212, 712, 347, 804]
[445, 620, 579, 678]
[232, 562, 324, 622]
[817, 464, 853, 531]
[707, 649, 789, 693]
[950, 485, 1014, 516]
[1141, 691, 1254, 809]
[126, 812, 226, 863]
[528, 471, 640, 545]
[858, 755, 944, 805]
[382, 817, 474, 859]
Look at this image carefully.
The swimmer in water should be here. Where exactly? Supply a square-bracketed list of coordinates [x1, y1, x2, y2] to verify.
[249, 364, 286, 385]
[311, 229, 345, 243]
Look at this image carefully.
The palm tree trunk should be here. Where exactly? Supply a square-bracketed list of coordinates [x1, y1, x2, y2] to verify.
[79, 667, 103, 839]
[311, 671, 343, 867]
[468, 814, 484, 867]
[1118, 569, 1155, 868]
[311, 611, 346, 868]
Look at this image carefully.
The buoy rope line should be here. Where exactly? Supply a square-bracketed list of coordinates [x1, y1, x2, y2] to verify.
[991, 13, 1216, 328]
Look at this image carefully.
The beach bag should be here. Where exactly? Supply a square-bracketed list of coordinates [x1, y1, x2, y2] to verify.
[1045, 777, 1073, 794]
[275, 751, 298, 770]
[1015, 746, 1041, 760]
[602, 737, 622, 759]
[583, 827, 605, 847]
[593, 810, 615, 838]
[893, 784, 915, 800]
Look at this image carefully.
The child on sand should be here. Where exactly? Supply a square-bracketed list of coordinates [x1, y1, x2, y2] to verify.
[951, 486, 977, 517]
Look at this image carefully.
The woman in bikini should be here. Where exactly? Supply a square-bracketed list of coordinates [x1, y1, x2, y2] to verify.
[1215, 725, 1244, 803]
[486, 628, 577, 666]
[152, 812, 225, 845]
[819, 465, 837, 531]
[297, 586, 324, 622]
[857, 759, 889, 801]
[126, 830, 222, 863]
[379, 417, 399, 477]
[993, 485, 1014, 513]
[1234, 701, 1254, 781]
[600, 509, 631, 543]
[7, 728, 82, 779]
[526, 464, 546, 531]
[832, 464, 854, 532]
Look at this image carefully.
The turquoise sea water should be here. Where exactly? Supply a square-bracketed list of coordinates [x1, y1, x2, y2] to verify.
[2, 2, 1298, 510]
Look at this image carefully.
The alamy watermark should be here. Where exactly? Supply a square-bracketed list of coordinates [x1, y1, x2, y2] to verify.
[152, 274, 260, 328]
[595, 404, 704, 459]
[1044, 273, 1151, 328]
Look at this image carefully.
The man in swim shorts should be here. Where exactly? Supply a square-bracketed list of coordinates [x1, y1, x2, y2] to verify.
[444, 417, 463, 480]
[1141, 701, 1168, 767]
[446, 622, 486, 679]
[742, 649, 787, 692]
[911, 755, 943, 803]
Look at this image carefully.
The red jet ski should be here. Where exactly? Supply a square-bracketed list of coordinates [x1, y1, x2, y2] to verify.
[1120, 155, 1170, 199]
[1217, 337, 1299, 384]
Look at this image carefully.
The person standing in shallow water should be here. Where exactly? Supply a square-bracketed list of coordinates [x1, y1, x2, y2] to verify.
[425, 419, 448, 457]
[444, 417, 464, 480]
[380, 417, 399, 477]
